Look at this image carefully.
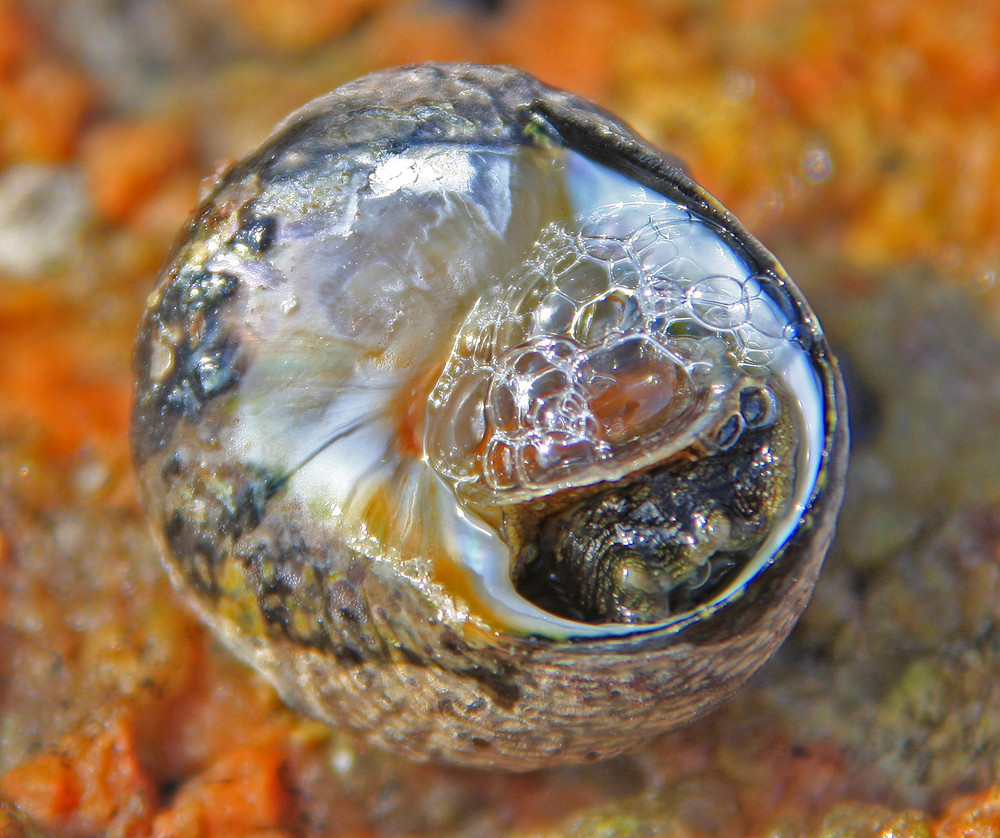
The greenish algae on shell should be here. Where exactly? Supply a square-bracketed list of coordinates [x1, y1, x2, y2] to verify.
[131, 63, 848, 769]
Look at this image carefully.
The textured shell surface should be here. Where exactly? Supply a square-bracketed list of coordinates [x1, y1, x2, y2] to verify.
[131, 63, 849, 769]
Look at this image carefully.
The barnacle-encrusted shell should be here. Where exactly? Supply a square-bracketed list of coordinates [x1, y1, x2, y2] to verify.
[131, 63, 848, 769]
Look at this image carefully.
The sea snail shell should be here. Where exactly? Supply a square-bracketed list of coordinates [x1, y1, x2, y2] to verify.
[132, 63, 849, 769]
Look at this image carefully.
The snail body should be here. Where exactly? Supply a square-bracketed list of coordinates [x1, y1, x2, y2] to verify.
[132, 64, 848, 769]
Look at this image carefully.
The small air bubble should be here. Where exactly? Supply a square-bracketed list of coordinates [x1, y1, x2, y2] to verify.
[755, 189, 784, 218]
[74, 459, 110, 496]
[935, 245, 963, 271]
[330, 744, 355, 774]
[580, 236, 629, 262]
[739, 385, 777, 428]
[801, 145, 833, 183]
[485, 439, 519, 490]
[686, 276, 751, 330]
[721, 70, 755, 102]
[486, 382, 519, 432]
[714, 413, 745, 450]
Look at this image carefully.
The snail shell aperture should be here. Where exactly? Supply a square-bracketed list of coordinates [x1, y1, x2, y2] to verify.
[131, 63, 849, 769]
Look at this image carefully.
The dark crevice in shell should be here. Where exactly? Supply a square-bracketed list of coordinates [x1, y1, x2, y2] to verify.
[516, 412, 796, 625]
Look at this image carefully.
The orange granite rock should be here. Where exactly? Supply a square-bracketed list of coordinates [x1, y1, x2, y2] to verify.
[0, 715, 157, 838]
[80, 119, 197, 228]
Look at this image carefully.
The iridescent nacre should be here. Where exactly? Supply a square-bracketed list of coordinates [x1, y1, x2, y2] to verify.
[132, 64, 848, 769]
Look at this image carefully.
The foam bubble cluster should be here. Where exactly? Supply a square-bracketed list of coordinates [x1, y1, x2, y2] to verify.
[428, 200, 801, 505]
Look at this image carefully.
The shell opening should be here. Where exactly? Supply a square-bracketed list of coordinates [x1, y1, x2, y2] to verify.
[423, 157, 824, 637]
[228, 142, 824, 639]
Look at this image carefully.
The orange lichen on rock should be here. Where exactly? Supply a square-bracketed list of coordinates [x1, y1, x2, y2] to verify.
[0, 1, 95, 163]
[762, 1, 1000, 274]
[0, 287, 132, 463]
[0, 712, 297, 838]
[150, 745, 294, 838]
[80, 119, 197, 229]
[145, 646, 292, 785]
[604, 0, 1000, 278]
[936, 787, 1000, 837]
[0, 527, 7, 614]
[226, 0, 388, 51]
[0, 60, 95, 163]
[491, 0, 650, 103]
[0, 714, 157, 838]
[0, 754, 80, 828]
[365, 3, 489, 67]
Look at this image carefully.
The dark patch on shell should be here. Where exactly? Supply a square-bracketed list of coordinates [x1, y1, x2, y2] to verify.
[454, 664, 522, 709]
[158, 461, 280, 600]
[231, 214, 276, 255]
[524, 414, 794, 624]
[131, 268, 241, 463]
